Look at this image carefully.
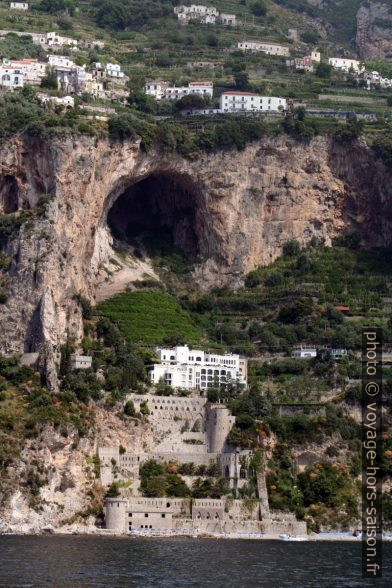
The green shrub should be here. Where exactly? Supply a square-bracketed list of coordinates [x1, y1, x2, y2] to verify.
[124, 400, 136, 417]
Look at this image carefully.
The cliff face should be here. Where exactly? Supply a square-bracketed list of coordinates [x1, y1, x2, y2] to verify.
[356, 2, 392, 60]
[0, 407, 153, 534]
[0, 134, 391, 370]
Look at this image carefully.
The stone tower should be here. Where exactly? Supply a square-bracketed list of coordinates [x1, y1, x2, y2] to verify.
[205, 404, 235, 453]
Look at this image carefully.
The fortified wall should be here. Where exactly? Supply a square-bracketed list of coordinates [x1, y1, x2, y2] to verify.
[105, 497, 307, 536]
[101, 392, 307, 536]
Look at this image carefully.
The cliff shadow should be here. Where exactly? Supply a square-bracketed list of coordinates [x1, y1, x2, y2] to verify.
[106, 171, 206, 263]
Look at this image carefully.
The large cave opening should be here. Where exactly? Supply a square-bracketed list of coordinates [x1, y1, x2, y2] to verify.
[107, 172, 202, 262]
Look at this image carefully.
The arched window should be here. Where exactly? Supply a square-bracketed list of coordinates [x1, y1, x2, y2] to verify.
[196, 356, 202, 362]
[206, 512, 211, 520]
[240, 467, 247, 479]
[225, 465, 230, 478]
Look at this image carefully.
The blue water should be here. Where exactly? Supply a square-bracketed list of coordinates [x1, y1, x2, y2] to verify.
[0, 536, 391, 587]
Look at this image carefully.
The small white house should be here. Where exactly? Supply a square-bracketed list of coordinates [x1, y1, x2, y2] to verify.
[145, 80, 168, 100]
[0, 66, 24, 89]
[106, 63, 124, 78]
[220, 13, 236, 26]
[46, 32, 78, 49]
[292, 346, 317, 359]
[70, 354, 92, 369]
[219, 91, 287, 113]
[311, 50, 321, 63]
[37, 93, 75, 108]
[10, 2, 28, 10]
[48, 55, 76, 69]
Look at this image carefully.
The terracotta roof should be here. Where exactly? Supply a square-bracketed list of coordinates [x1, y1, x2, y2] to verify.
[335, 306, 350, 311]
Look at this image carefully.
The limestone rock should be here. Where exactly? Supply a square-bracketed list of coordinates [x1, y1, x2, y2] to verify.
[356, 2, 392, 60]
[0, 134, 391, 372]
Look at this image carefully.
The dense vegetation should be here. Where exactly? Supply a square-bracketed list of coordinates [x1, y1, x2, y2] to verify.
[139, 459, 228, 499]
[184, 240, 392, 359]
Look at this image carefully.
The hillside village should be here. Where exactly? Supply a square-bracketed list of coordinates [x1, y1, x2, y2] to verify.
[0, 0, 392, 124]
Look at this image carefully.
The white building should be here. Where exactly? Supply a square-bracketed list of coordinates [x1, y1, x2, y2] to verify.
[10, 2, 28, 9]
[70, 354, 92, 369]
[145, 80, 213, 101]
[37, 93, 75, 109]
[292, 346, 317, 359]
[361, 70, 392, 89]
[0, 64, 23, 89]
[311, 50, 321, 63]
[220, 91, 287, 113]
[328, 57, 363, 73]
[32, 31, 78, 50]
[175, 5, 219, 24]
[2, 58, 46, 85]
[48, 55, 76, 69]
[145, 80, 168, 100]
[150, 344, 247, 391]
[237, 41, 290, 57]
[220, 13, 236, 26]
[106, 63, 125, 79]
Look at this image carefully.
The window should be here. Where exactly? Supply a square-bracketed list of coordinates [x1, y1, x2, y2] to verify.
[161, 514, 166, 518]
[145, 513, 149, 518]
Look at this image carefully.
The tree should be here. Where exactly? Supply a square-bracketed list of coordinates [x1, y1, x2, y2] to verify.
[38, 0, 75, 15]
[105, 482, 120, 498]
[59, 338, 74, 376]
[316, 62, 332, 79]
[127, 90, 157, 114]
[251, 1, 267, 17]
[234, 71, 249, 90]
[41, 68, 58, 90]
[174, 94, 208, 112]
[300, 31, 319, 45]
[282, 239, 301, 257]
[334, 116, 364, 143]
[166, 474, 190, 497]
